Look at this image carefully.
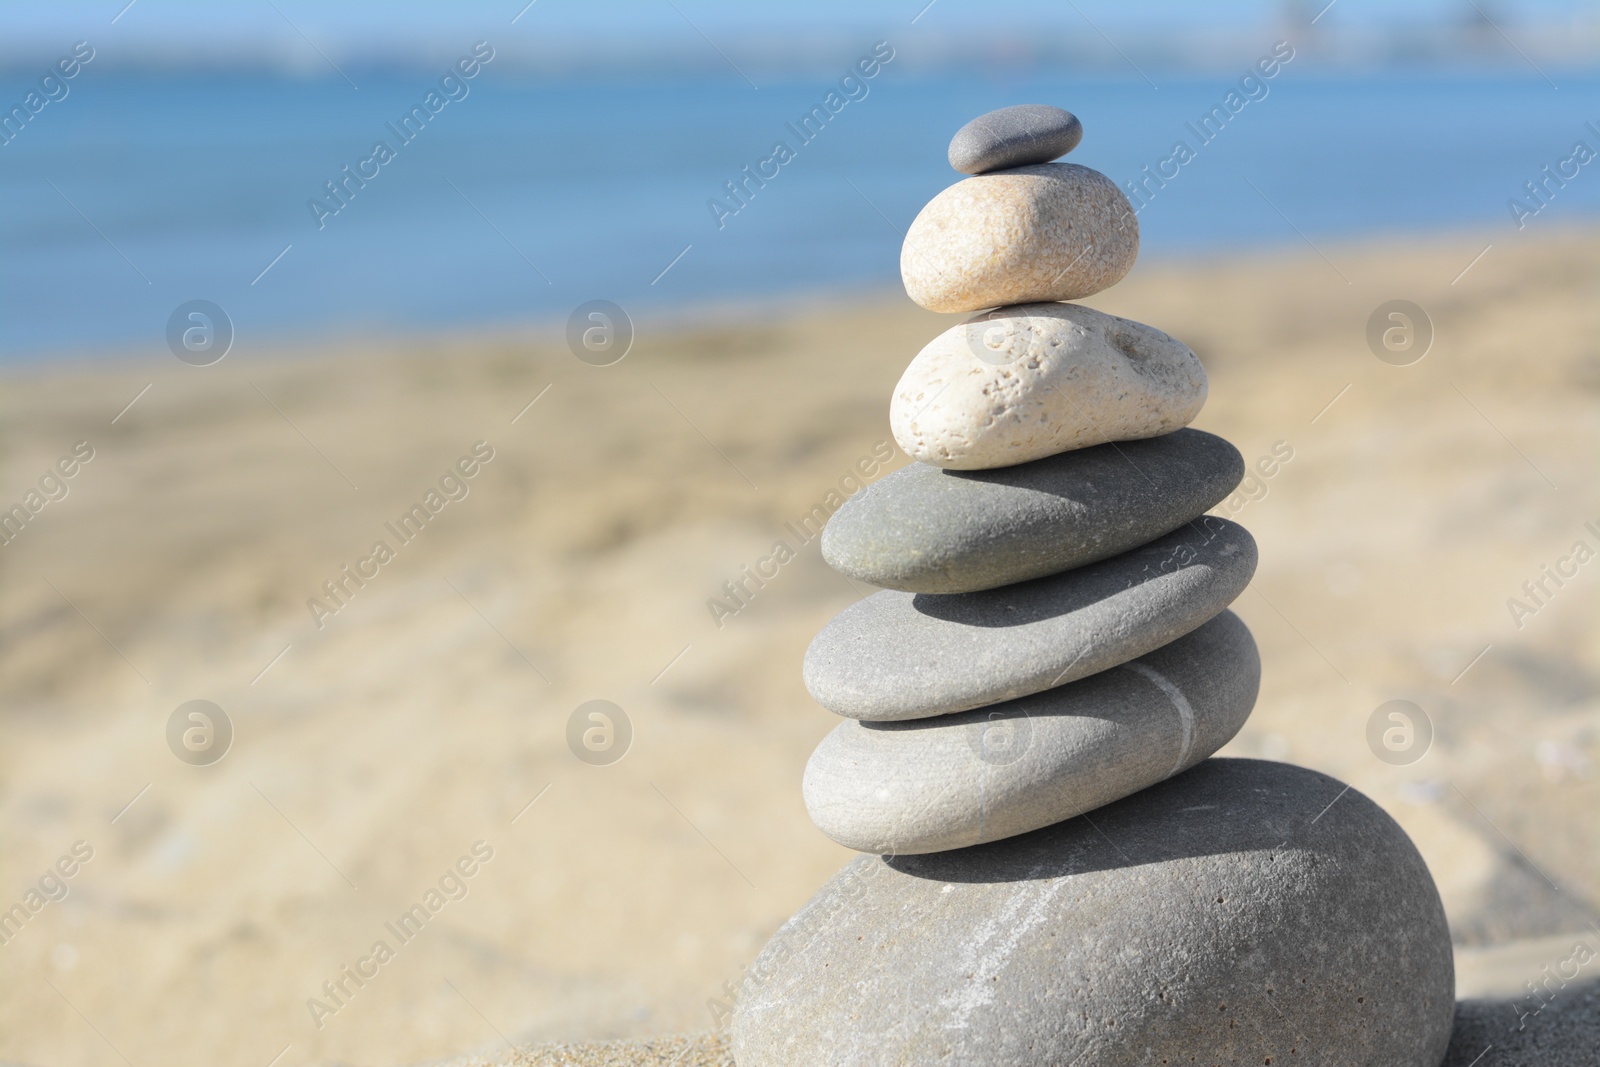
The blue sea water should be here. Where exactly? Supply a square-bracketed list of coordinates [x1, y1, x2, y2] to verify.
[2, 63, 1597, 359]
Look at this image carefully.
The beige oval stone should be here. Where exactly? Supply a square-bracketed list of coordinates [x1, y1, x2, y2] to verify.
[900, 163, 1138, 313]
[890, 302, 1207, 469]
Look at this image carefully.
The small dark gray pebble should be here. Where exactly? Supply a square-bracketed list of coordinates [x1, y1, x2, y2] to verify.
[948, 104, 1084, 174]
[822, 429, 1244, 594]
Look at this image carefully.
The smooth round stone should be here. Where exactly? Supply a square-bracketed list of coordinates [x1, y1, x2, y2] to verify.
[947, 104, 1083, 174]
[734, 759, 1456, 1067]
[901, 164, 1138, 313]
[804, 610, 1258, 854]
[821, 428, 1242, 593]
[891, 302, 1207, 470]
[804, 516, 1256, 721]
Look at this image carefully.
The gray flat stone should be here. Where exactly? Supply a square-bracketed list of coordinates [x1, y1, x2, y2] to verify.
[948, 104, 1083, 174]
[804, 610, 1258, 854]
[734, 759, 1457, 1067]
[803, 516, 1256, 720]
[1444, 976, 1600, 1066]
[822, 428, 1243, 593]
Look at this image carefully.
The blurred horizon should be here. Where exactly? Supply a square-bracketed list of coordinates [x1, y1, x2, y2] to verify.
[4, 0, 1600, 74]
[3, 1, 1599, 362]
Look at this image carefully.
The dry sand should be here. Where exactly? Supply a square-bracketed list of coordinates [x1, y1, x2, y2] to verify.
[1, 229, 1597, 1066]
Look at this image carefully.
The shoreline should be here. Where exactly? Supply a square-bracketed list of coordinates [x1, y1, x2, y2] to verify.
[3, 224, 1583, 372]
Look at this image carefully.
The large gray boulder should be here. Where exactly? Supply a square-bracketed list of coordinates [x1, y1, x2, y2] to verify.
[734, 759, 1456, 1067]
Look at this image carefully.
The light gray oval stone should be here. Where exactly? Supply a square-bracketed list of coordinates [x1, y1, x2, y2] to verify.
[821, 428, 1243, 593]
[901, 164, 1138, 313]
[805, 610, 1258, 854]
[890, 302, 1208, 470]
[948, 104, 1083, 174]
[804, 516, 1256, 721]
[734, 758, 1457, 1067]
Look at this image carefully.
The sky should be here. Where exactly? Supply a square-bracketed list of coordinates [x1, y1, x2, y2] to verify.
[3, 0, 1596, 54]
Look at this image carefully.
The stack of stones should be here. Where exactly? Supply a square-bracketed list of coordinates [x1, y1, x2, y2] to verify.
[734, 106, 1457, 1066]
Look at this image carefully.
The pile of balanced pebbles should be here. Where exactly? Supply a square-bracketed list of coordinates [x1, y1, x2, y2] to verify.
[732, 106, 1457, 1065]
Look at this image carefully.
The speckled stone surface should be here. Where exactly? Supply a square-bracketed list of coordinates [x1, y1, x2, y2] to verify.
[734, 758, 1457, 1067]
[803, 516, 1256, 721]
[901, 164, 1138, 313]
[1443, 976, 1600, 1066]
[434, 1034, 732, 1067]
[423, 983, 1597, 1067]
[947, 104, 1083, 174]
[890, 302, 1207, 470]
[804, 610, 1258, 854]
[821, 428, 1242, 593]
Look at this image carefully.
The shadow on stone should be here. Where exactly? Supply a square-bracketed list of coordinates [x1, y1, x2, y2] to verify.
[907, 516, 1250, 628]
[885, 757, 1353, 882]
[1443, 975, 1600, 1066]
[939, 429, 1239, 501]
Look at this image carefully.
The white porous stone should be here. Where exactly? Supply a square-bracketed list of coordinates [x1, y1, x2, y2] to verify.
[890, 301, 1208, 470]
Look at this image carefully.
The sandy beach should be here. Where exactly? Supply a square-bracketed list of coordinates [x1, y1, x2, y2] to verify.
[1, 228, 1597, 1066]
